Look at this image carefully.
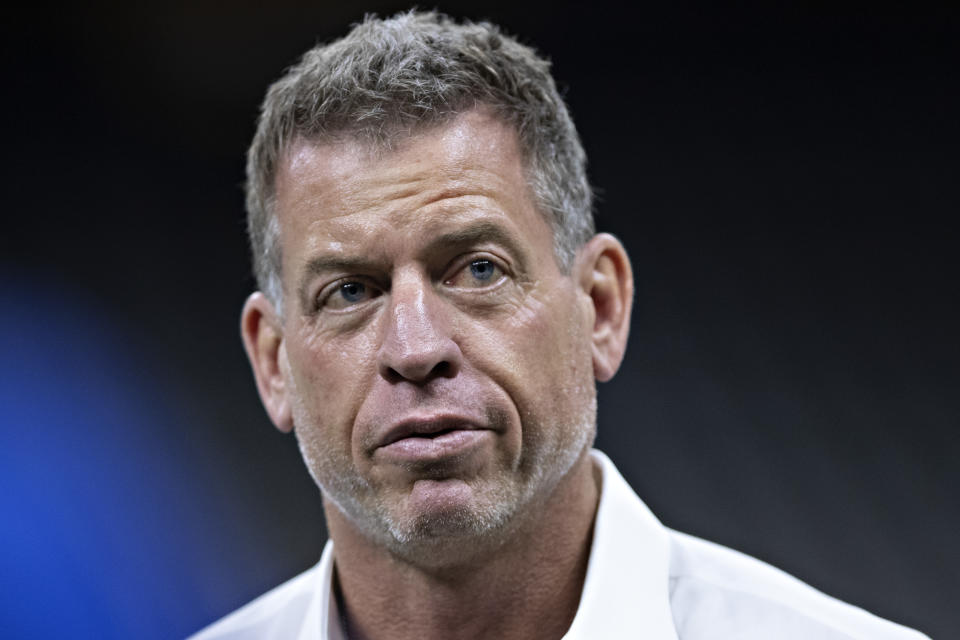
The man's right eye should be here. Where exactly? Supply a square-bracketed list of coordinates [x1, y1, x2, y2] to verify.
[320, 280, 381, 310]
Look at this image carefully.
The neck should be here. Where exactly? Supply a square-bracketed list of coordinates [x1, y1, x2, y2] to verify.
[325, 451, 601, 640]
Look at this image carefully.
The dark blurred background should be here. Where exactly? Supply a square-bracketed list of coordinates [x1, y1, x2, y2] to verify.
[1, 2, 956, 638]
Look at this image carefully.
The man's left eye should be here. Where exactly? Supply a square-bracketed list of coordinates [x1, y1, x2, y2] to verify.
[446, 258, 505, 288]
[468, 259, 497, 281]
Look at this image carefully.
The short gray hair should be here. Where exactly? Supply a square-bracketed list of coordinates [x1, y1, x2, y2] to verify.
[246, 10, 594, 306]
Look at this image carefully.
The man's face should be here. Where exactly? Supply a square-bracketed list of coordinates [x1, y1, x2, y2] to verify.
[271, 110, 598, 558]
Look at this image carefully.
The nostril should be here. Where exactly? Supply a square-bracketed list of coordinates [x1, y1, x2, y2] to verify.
[381, 359, 455, 384]
[430, 361, 452, 378]
[383, 366, 404, 384]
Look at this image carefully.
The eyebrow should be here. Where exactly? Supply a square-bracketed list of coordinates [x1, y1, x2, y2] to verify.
[420, 220, 529, 267]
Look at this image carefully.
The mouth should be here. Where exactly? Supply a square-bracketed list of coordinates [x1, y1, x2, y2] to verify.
[375, 415, 493, 464]
[379, 415, 480, 446]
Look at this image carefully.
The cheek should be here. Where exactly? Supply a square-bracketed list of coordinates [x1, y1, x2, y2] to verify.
[530, 302, 593, 415]
[467, 287, 594, 434]
[286, 326, 380, 438]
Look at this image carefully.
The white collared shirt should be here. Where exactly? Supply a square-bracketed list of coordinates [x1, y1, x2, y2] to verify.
[191, 450, 929, 639]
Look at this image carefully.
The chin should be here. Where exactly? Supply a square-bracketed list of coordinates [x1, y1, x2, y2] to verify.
[383, 510, 512, 567]
[379, 480, 524, 564]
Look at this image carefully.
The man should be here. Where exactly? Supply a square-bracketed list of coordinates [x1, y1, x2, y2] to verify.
[194, 11, 929, 640]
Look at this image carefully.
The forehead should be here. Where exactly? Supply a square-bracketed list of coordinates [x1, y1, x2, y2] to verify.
[272, 110, 546, 248]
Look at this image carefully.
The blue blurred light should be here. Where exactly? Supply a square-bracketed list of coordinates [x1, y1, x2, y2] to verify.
[0, 279, 212, 639]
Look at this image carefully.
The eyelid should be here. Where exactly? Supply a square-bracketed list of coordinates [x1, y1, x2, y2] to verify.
[315, 275, 382, 311]
[443, 252, 511, 286]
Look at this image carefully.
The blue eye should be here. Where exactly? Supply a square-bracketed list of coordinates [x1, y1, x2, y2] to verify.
[469, 259, 496, 281]
[318, 278, 382, 311]
[340, 281, 367, 302]
[443, 257, 506, 289]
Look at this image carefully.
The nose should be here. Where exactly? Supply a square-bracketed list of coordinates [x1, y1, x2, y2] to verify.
[377, 274, 462, 384]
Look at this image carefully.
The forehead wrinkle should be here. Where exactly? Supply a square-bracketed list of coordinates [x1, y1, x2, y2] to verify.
[280, 138, 433, 224]
[282, 117, 527, 226]
[389, 157, 531, 228]
[299, 194, 527, 284]
[325, 181, 514, 245]
[288, 173, 431, 230]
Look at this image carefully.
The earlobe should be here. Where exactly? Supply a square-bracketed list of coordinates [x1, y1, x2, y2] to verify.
[240, 292, 294, 433]
[576, 234, 634, 382]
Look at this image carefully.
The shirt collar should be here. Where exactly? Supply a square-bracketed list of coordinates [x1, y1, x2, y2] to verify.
[309, 541, 343, 640]
[313, 450, 679, 640]
[562, 450, 680, 639]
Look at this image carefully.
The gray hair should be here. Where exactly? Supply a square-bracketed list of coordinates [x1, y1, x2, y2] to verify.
[246, 10, 594, 307]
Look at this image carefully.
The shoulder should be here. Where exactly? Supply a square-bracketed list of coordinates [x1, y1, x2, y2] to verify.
[189, 564, 321, 640]
[666, 529, 930, 640]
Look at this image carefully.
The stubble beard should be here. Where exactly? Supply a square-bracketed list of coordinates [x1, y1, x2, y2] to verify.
[292, 391, 598, 566]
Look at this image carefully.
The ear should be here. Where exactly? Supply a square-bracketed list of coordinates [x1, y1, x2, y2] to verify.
[575, 233, 634, 382]
[240, 292, 294, 433]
